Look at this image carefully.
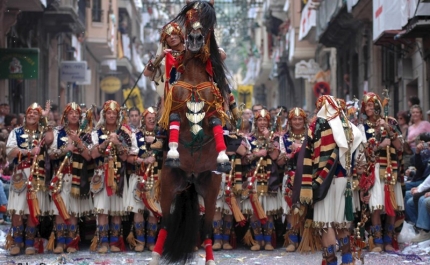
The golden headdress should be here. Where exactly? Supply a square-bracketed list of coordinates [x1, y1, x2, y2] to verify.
[361, 92, 383, 115]
[103, 100, 120, 113]
[254, 109, 271, 123]
[142, 106, 156, 118]
[160, 22, 184, 47]
[288, 107, 307, 121]
[26, 102, 43, 115]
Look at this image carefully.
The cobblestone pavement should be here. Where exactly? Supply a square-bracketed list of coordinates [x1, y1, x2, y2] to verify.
[0, 224, 429, 265]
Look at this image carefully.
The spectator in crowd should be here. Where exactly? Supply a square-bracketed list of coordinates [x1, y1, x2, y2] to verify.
[398, 110, 412, 168]
[397, 110, 410, 138]
[50, 104, 61, 126]
[269, 107, 277, 125]
[404, 140, 430, 242]
[408, 96, 420, 109]
[427, 110, 430, 122]
[242, 108, 252, 122]
[277, 106, 288, 130]
[406, 105, 430, 152]
[128, 107, 141, 133]
[0, 103, 10, 125]
[17, 113, 25, 126]
[405, 134, 430, 190]
[251, 104, 264, 119]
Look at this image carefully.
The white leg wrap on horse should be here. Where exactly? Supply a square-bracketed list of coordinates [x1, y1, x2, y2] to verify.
[167, 142, 179, 159]
[216, 150, 229, 163]
[148, 252, 161, 265]
[206, 260, 216, 265]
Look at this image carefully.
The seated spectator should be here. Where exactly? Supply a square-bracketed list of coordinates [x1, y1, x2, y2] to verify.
[405, 137, 430, 190]
[404, 141, 430, 242]
[405, 188, 430, 242]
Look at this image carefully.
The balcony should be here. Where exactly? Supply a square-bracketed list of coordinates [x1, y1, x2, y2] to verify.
[42, 0, 86, 34]
[6, 0, 46, 11]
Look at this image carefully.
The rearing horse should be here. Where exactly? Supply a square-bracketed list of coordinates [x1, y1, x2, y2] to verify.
[149, 1, 231, 265]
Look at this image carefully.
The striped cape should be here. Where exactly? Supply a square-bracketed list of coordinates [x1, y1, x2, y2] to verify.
[298, 118, 338, 204]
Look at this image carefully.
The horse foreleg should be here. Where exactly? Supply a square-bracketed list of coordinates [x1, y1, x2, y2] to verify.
[165, 113, 180, 168]
[209, 117, 231, 173]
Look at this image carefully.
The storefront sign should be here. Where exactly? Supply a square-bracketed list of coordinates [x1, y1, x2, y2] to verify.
[60, 61, 87, 82]
[0, 48, 39, 79]
[100, 76, 121, 94]
[295, 59, 321, 81]
[123, 87, 144, 112]
[299, 1, 316, 40]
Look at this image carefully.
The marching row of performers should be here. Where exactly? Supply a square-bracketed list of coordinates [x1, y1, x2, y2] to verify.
[5, 100, 163, 256]
[5, 92, 404, 265]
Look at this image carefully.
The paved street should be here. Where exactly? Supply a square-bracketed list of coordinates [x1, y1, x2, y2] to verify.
[1, 224, 429, 265]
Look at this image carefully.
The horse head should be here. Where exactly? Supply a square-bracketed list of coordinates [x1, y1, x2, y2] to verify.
[176, 1, 217, 59]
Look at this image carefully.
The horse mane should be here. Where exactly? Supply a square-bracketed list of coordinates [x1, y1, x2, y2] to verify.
[171, 0, 231, 99]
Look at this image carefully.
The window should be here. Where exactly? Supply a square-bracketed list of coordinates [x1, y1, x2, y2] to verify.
[92, 0, 102, 22]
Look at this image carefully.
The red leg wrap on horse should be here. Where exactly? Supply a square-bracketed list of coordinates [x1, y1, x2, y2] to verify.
[204, 238, 214, 261]
[169, 121, 180, 143]
[212, 125, 226, 153]
[153, 228, 167, 255]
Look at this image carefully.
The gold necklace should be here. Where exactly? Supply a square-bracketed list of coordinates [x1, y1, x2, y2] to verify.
[290, 131, 305, 139]
[366, 120, 377, 128]
[99, 127, 111, 140]
[144, 130, 155, 136]
[65, 126, 78, 135]
[24, 128, 37, 135]
[171, 50, 184, 58]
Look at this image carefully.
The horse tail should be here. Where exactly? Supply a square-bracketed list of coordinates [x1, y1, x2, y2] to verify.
[164, 183, 200, 263]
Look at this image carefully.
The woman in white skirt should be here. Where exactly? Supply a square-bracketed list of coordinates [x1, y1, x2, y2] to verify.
[48, 102, 94, 253]
[359, 92, 404, 252]
[6, 102, 53, 255]
[90, 100, 131, 253]
[242, 109, 281, 251]
[295, 96, 362, 265]
[125, 107, 161, 252]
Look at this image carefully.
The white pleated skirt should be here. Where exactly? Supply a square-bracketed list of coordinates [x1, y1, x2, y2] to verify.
[50, 173, 93, 217]
[368, 163, 404, 213]
[8, 167, 50, 216]
[313, 177, 349, 226]
[124, 174, 146, 214]
[92, 169, 126, 216]
[241, 189, 282, 216]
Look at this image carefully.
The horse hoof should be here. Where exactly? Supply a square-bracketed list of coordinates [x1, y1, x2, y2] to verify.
[148, 252, 161, 265]
[165, 158, 180, 168]
[217, 162, 231, 173]
[206, 260, 216, 265]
